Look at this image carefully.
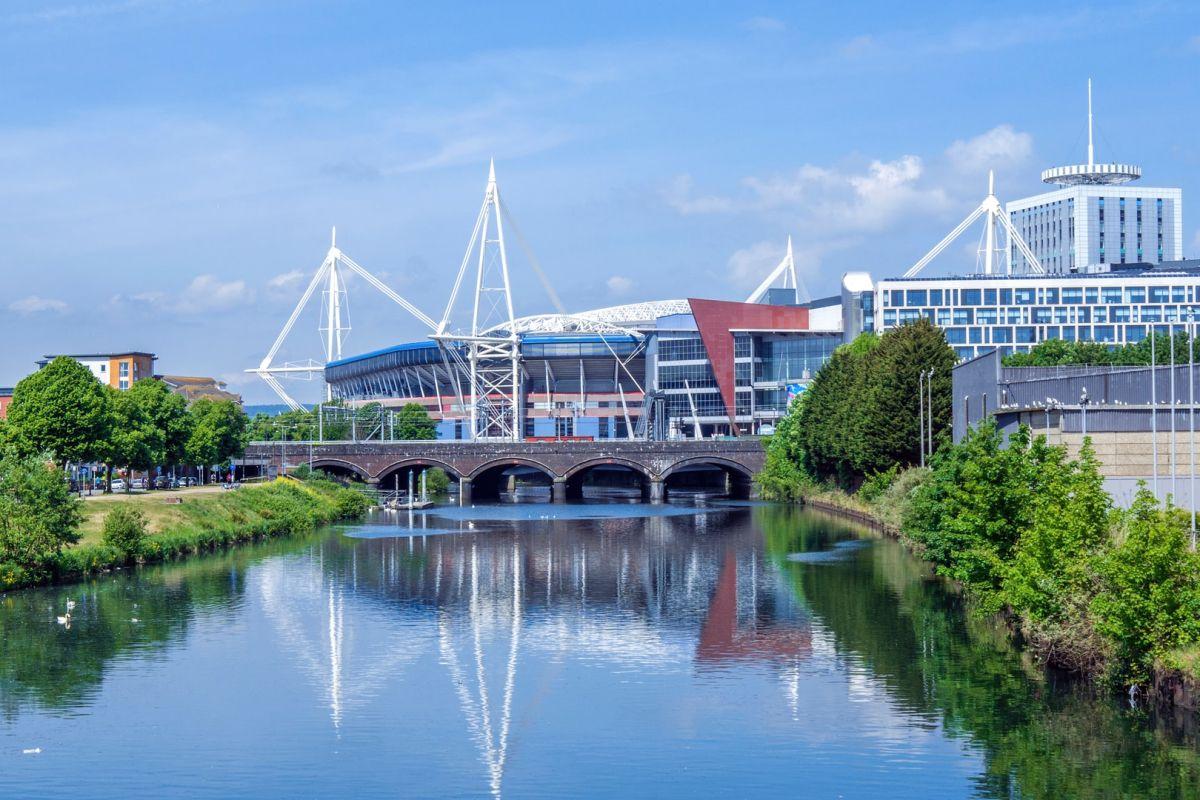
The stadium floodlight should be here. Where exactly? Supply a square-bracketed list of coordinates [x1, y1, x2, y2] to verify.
[248, 228, 436, 411]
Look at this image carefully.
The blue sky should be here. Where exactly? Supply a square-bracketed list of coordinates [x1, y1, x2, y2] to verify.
[1, 0, 1198, 403]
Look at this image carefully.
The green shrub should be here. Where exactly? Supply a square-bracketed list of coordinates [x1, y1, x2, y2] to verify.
[423, 467, 452, 496]
[1091, 490, 1200, 684]
[858, 465, 899, 504]
[101, 506, 149, 559]
[334, 489, 370, 520]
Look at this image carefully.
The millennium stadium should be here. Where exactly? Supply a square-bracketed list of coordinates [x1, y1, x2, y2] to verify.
[251, 162, 843, 442]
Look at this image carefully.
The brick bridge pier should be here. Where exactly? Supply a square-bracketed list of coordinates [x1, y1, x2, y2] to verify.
[242, 439, 766, 503]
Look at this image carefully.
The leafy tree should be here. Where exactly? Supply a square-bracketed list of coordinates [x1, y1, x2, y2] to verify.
[1002, 440, 1112, 625]
[0, 450, 83, 571]
[6, 357, 112, 466]
[101, 506, 148, 559]
[1004, 330, 1196, 367]
[186, 399, 248, 478]
[903, 422, 1055, 609]
[1092, 490, 1200, 683]
[757, 397, 813, 501]
[131, 378, 193, 466]
[395, 403, 437, 440]
[108, 386, 165, 488]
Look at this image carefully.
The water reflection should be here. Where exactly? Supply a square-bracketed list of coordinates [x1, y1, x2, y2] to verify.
[1, 504, 1198, 799]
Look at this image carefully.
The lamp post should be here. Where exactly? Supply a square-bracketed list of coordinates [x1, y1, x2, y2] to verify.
[1190, 309, 1197, 549]
[1152, 329, 1159, 499]
[1172, 325, 1178, 500]
[918, 370, 926, 468]
[1080, 387, 1089, 438]
[927, 368, 934, 457]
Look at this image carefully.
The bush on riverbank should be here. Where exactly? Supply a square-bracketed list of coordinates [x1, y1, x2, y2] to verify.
[761, 401, 1200, 689]
[0, 479, 369, 591]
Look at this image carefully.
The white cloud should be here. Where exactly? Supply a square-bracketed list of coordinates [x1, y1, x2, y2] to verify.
[606, 275, 633, 295]
[742, 16, 786, 33]
[839, 34, 876, 58]
[268, 270, 305, 289]
[663, 174, 737, 215]
[945, 124, 1033, 174]
[8, 295, 68, 314]
[115, 275, 254, 315]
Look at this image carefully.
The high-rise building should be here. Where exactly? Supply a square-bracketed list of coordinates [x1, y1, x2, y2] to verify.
[1006, 81, 1183, 273]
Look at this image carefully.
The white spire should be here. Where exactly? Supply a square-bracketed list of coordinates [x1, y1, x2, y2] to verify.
[1087, 77, 1094, 167]
[331, 225, 337, 249]
[488, 157, 496, 185]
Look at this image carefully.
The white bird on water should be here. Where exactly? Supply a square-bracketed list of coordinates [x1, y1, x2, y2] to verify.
[56, 613, 71, 629]
[65, 599, 76, 612]
[468, 521, 476, 530]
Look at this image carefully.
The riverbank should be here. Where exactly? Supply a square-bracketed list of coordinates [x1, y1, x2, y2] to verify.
[0, 478, 369, 592]
[794, 485, 1200, 711]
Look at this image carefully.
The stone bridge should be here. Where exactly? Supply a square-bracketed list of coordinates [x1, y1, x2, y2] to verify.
[242, 439, 766, 503]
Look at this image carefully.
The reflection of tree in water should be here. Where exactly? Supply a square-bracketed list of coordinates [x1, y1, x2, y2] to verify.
[0, 534, 315, 718]
[759, 505, 1200, 799]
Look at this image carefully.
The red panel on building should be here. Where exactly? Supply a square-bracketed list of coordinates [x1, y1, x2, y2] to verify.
[687, 299, 810, 432]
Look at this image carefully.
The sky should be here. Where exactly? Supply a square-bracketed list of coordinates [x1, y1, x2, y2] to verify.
[1, 0, 1198, 403]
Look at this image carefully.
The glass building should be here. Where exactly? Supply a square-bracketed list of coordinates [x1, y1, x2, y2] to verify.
[844, 260, 1200, 360]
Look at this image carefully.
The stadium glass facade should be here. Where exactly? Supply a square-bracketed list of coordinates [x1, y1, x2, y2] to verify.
[324, 296, 841, 440]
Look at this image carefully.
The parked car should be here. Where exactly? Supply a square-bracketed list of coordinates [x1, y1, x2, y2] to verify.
[131, 478, 147, 490]
[154, 476, 171, 489]
[110, 479, 127, 491]
[183, 477, 197, 487]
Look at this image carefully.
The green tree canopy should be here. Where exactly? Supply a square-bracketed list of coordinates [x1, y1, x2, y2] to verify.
[131, 378, 193, 465]
[0, 449, 83, 570]
[108, 386, 166, 483]
[186, 398, 248, 468]
[395, 403, 438, 440]
[7, 357, 113, 466]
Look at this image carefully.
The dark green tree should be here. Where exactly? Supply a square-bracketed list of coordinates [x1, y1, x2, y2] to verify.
[6, 357, 113, 467]
[395, 403, 437, 440]
[0, 449, 83, 571]
[858, 318, 956, 474]
[131, 378, 193, 466]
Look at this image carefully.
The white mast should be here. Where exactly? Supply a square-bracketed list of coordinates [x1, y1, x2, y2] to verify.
[249, 228, 435, 410]
[1087, 77, 1094, 167]
[434, 160, 522, 441]
[904, 172, 1043, 278]
[744, 236, 804, 303]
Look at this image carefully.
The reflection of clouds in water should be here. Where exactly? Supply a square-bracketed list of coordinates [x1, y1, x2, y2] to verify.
[256, 557, 427, 731]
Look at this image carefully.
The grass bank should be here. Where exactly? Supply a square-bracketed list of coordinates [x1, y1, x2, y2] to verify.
[0, 478, 369, 592]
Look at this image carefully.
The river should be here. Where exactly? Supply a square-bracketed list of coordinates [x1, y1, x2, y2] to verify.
[1, 500, 1198, 798]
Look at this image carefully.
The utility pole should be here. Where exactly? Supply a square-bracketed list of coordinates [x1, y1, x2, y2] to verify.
[927, 368, 934, 457]
[1152, 331, 1159, 499]
[1191, 310, 1197, 549]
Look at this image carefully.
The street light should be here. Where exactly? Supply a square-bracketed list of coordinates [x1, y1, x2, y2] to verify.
[1079, 387, 1089, 438]
[918, 370, 926, 468]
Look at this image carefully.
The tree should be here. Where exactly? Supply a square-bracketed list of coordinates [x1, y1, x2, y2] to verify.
[186, 399, 249, 479]
[857, 318, 956, 474]
[130, 379, 193, 467]
[108, 386, 165, 489]
[1092, 490, 1200, 683]
[395, 403, 437, 440]
[0, 450, 83, 571]
[6, 357, 112, 467]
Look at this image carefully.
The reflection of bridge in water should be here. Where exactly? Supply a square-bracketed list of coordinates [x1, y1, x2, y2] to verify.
[256, 509, 808, 797]
[242, 438, 765, 502]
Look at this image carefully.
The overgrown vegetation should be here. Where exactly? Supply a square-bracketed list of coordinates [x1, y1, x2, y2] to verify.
[758, 320, 1200, 691]
[0, 478, 369, 591]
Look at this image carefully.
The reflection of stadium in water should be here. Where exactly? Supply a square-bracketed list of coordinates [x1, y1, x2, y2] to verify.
[259, 507, 812, 797]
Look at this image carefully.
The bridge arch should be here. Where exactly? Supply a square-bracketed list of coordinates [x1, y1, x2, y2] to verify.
[660, 456, 755, 500]
[375, 458, 464, 486]
[563, 457, 654, 501]
[309, 458, 371, 482]
[468, 457, 557, 501]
